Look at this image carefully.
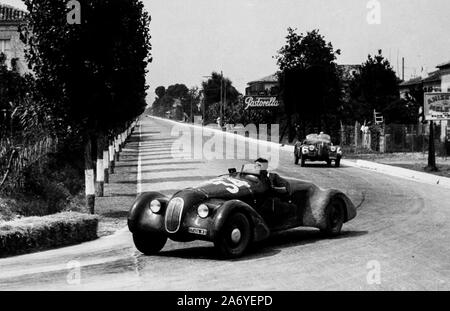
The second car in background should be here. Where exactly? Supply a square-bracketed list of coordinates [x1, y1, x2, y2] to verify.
[294, 133, 343, 167]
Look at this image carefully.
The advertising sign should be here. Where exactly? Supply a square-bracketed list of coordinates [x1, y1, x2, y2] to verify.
[424, 93, 450, 120]
[243, 96, 280, 110]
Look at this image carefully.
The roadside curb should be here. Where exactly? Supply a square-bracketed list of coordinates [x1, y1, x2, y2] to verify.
[342, 159, 450, 189]
[149, 116, 450, 189]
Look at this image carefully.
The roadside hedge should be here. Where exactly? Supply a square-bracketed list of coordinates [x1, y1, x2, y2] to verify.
[0, 212, 98, 258]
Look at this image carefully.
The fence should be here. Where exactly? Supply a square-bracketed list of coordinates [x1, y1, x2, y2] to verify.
[0, 136, 58, 190]
[340, 122, 449, 156]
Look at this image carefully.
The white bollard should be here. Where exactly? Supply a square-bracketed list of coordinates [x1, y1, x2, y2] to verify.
[103, 149, 109, 183]
[109, 143, 115, 174]
[96, 156, 104, 197]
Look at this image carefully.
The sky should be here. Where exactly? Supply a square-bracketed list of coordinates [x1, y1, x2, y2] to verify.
[3, 0, 450, 104]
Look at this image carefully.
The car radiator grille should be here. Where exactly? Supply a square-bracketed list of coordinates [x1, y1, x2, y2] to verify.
[165, 197, 184, 233]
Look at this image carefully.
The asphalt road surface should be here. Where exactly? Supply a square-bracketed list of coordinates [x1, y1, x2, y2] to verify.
[1, 117, 449, 290]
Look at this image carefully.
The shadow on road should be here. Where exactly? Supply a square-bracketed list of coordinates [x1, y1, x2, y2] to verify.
[295, 163, 351, 169]
[153, 229, 368, 262]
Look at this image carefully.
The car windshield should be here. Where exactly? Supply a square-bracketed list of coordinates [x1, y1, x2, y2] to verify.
[305, 134, 331, 144]
[241, 163, 262, 176]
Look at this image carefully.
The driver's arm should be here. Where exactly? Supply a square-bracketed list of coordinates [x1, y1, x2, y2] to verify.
[269, 173, 290, 193]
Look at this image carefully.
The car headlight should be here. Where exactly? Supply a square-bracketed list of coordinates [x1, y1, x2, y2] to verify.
[308, 145, 315, 151]
[197, 204, 209, 218]
[337, 148, 343, 154]
[150, 199, 161, 213]
[302, 147, 308, 154]
[330, 146, 337, 152]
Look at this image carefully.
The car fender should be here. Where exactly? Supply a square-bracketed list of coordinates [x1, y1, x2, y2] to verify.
[211, 200, 270, 242]
[302, 188, 357, 230]
[128, 192, 168, 233]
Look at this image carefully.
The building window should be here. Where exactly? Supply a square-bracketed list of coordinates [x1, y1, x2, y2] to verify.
[0, 39, 11, 53]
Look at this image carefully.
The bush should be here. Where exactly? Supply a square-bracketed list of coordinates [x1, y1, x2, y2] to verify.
[0, 212, 98, 258]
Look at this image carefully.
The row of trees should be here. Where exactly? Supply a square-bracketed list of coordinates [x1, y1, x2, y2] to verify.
[152, 71, 242, 124]
[2, 0, 152, 212]
[275, 28, 417, 143]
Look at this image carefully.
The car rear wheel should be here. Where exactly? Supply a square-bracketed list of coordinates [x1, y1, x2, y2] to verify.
[133, 232, 167, 255]
[214, 212, 252, 258]
[321, 198, 345, 237]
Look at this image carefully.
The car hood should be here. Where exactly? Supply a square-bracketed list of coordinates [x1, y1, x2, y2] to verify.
[189, 174, 257, 200]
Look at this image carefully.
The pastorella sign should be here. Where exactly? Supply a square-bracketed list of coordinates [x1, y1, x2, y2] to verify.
[424, 93, 450, 120]
[244, 96, 280, 110]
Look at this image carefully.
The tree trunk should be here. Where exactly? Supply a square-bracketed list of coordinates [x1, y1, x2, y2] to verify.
[114, 135, 120, 162]
[84, 137, 95, 214]
[109, 139, 115, 174]
[103, 148, 109, 183]
[96, 136, 105, 197]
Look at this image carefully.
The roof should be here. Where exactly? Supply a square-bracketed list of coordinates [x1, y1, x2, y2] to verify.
[399, 76, 423, 87]
[422, 70, 441, 84]
[436, 60, 450, 69]
[0, 4, 27, 22]
[247, 73, 278, 85]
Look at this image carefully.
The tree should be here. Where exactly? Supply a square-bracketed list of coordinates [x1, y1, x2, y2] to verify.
[275, 28, 343, 142]
[201, 72, 240, 124]
[349, 50, 400, 123]
[22, 0, 152, 212]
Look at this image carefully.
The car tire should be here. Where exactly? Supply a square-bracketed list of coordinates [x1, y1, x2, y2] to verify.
[300, 157, 306, 167]
[132, 232, 167, 255]
[326, 159, 332, 167]
[294, 154, 299, 165]
[214, 212, 252, 259]
[321, 198, 345, 237]
[335, 159, 341, 167]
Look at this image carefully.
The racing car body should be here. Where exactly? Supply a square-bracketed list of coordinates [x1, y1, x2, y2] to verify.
[294, 133, 343, 167]
[128, 165, 357, 258]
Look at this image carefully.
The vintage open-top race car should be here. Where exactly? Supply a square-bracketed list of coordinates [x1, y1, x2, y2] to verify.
[294, 133, 343, 167]
[128, 162, 357, 258]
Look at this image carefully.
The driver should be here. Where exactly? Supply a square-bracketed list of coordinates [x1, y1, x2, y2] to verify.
[254, 158, 290, 194]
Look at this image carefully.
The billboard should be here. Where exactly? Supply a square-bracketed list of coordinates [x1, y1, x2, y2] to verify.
[424, 93, 450, 121]
[243, 96, 280, 110]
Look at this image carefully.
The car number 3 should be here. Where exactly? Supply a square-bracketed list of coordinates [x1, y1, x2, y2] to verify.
[212, 178, 250, 194]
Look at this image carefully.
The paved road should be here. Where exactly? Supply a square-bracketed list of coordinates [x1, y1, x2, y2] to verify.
[1, 117, 449, 290]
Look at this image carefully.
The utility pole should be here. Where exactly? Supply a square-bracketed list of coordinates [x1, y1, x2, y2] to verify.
[224, 74, 227, 126]
[190, 96, 193, 123]
[402, 57, 405, 81]
[220, 70, 223, 128]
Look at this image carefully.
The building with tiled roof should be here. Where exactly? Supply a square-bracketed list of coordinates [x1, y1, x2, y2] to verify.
[0, 4, 29, 74]
[245, 74, 279, 96]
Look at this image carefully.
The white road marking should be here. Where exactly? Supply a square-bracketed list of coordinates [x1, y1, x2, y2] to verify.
[137, 121, 142, 194]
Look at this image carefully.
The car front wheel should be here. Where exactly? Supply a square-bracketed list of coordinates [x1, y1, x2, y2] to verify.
[294, 154, 299, 165]
[214, 212, 252, 258]
[133, 232, 167, 255]
[301, 156, 306, 167]
[335, 158, 341, 167]
[321, 198, 345, 237]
